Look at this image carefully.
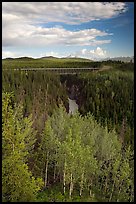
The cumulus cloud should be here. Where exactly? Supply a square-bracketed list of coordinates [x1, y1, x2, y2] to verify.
[2, 2, 127, 58]
[2, 2, 127, 25]
[2, 47, 107, 60]
[90, 47, 107, 57]
[2, 22, 111, 47]
[72, 47, 107, 59]
[2, 2, 126, 48]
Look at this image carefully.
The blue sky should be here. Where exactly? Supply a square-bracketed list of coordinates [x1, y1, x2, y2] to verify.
[2, 2, 134, 59]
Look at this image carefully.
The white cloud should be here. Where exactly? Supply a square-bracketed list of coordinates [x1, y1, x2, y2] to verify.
[2, 50, 40, 59]
[72, 47, 107, 59]
[2, 2, 127, 58]
[40, 51, 61, 58]
[2, 47, 107, 60]
[2, 2, 127, 25]
[2, 49, 67, 59]
[2, 2, 125, 48]
[2, 51, 17, 59]
[90, 47, 106, 57]
[2, 22, 111, 48]
[81, 49, 87, 55]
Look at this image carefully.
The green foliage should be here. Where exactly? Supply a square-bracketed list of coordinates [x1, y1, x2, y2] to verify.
[2, 60, 134, 202]
[2, 93, 43, 202]
[2, 69, 68, 142]
[2, 92, 133, 202]
[35, 106, 133, 202]
[61, 66, 134, 146]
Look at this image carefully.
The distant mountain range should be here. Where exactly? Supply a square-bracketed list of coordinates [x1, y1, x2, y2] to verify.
[39, 56, 93, 61]
[39, 56, 58, 59]
[3, 56, 93, 62]
[3, 57, 34, 60]
[3, 56, 134, 63]
[102, 56, 134, 63]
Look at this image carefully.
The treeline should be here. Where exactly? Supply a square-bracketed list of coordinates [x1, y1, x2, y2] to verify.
[2, 93, 134, 202]
[101, 61, 134, 71]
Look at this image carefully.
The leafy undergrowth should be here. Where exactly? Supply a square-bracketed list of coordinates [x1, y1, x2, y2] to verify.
[36, 184, 97, 202]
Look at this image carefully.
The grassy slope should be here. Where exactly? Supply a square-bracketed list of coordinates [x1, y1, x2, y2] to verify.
[2, 57, 97, 69]
[2, 56, 133, 71]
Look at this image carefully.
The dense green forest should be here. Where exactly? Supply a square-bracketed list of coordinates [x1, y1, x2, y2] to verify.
[2, 60, 134, 202]
[61, 63, 134, 147]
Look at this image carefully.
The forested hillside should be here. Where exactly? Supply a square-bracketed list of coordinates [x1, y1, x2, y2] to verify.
[2, 61, 134, 202]
[2, 70, 68, 135]
[61, 63, 134, 147]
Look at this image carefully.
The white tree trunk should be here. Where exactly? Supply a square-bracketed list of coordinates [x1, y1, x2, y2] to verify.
[63, 160, 66, 194]
[80, 172, 84, 197]
[44, 151, 49, 188]
[63, 171, 66, 194]
[90, 189, 92, 197]
[89, 179, 92, 197]
[69, 173, 73, 198]
[13, 143, 14, 152]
